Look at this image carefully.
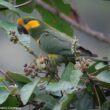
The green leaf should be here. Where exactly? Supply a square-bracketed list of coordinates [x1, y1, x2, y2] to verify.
[87, 61, 99, 73]
[46, 80, 73, 92]
[53, 92, 77, 110]
[76, 92, 94, 110]
[70, 70, 83, 87]
[36, 5, 73, 36]
[0, 89, 10, 104]
[0, 0, 19, 15]
[0, 86, 7, 90]
[0, 20, 16, 31]
[94, 65, 110, 75]
[96, 70, 110, 84]
[0, 77, 5, 82]
[7, 72, 31, 84]
[1, 95, 21, 107]
[61, 62, 75, 81]
[61, 63, 83, 88]
[20, 78, 40, 105]
[34, 92, 57, 110]
[95, 62, 106, 70]
[101, 101, 110, 110]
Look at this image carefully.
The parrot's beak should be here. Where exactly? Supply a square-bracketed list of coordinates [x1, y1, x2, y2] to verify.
[17, 25, 28, 35]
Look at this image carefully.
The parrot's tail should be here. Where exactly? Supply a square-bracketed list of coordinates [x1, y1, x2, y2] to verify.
[78, 46, 98, 57]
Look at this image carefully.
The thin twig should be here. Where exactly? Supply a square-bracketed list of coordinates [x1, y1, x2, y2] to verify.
[0, 0, 33, 11]
[14, 0, 33, 8]
[0, 69, 11, 90]
[35, 0, 110, 44]
[86, 72, 101, 109]
[93, 85, 101, 110]
[0, 69, 16, 84]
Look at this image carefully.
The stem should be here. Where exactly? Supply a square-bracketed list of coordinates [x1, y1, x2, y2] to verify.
[93, 85, 101, 110]
[15, 0, 33, 8]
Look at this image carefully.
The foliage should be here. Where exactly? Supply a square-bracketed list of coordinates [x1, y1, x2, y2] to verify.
[0, 0, 110, 110]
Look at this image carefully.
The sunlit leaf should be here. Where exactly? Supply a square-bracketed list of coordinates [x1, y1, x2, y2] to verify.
[96, 70, 110, 84]
[46, 80, 73, 92]
[61, 62, 75, 81]
[0, 89, 10, 104]
[0, 77, 5, 82]
[20, 78, 40, 105]
[70, 70, 83, 87]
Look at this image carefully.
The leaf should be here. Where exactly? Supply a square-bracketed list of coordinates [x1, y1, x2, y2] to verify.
[0, 0, 19, 15]
[70, 70, 83, 87]
[0, 89, 10, 104]
[0, 77, 5, 82]
[34, 91, 57, 110]
[61, 62, 75, 81]
[46, 80, 73, 92]
[76, 92, 94, 110]
[36, 5, 73, 36]
[61, 63, 83, 88]
[95, 62, 106, 70]
[87, 61, 105, 73]
[53, 92, 77, 110]
[96, 70, 110, 84]
[94, 65, 110, 75]
[1, 95, 21, 107]
[0, 86, 7, 90]
[101, 101, 110, 110]
[7, 72, 31, 84]
[0, 20, 16, 31]
[20, 78, 40, 105]
[87, 61, 100, 73]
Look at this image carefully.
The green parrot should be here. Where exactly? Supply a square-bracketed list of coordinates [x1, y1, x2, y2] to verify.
[17, 17, 97, 63]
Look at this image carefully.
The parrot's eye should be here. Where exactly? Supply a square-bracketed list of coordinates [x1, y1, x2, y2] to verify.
[17, 25, 28, 34]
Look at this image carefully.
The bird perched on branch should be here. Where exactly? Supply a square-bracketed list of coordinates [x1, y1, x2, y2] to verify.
[17, 17, 97, 64]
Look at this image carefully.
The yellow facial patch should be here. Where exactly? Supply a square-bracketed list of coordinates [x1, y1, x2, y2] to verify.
[17, 18, 24, 25]
[24, 20, 41, 30]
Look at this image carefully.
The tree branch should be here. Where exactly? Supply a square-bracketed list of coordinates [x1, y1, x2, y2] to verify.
[0, 0, 33, 11]
[35, 0, 110, 44]
[15, 0, 33, 8]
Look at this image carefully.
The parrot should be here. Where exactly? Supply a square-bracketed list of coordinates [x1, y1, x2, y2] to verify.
[17, 17, 97, 64]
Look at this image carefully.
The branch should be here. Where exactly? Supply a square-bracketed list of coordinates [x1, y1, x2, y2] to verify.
[35, 0, 110, 44]
[0, 0, 33, 11]
[14, 0, 33, 8]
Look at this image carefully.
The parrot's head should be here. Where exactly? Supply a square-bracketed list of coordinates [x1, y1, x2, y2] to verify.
[17, 18, 45, 38]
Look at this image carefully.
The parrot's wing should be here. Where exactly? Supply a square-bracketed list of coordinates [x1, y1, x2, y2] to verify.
[38, 29, 73, 56]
